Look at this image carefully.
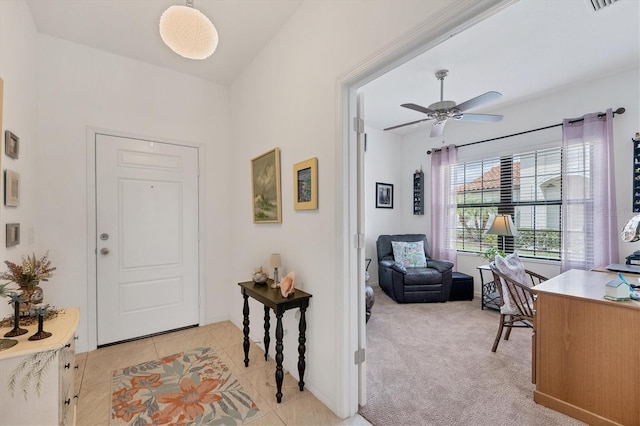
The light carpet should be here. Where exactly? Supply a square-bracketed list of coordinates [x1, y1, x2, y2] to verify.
[111, 347, 260, 425]
[359, 284, 586, 426]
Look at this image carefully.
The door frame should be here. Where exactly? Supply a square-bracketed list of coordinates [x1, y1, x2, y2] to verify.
[335, 0, 513, 417]
[85, 127, 206, 351]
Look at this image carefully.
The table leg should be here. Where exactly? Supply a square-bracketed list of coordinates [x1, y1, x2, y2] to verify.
[298, 306, 307, 391]
[242, 293, 250, 367]
[275, 312, 284, 403]
[263, 305, 270, 361]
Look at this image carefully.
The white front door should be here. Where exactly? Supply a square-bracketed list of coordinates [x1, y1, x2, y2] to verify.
[96, 134, 199, 345]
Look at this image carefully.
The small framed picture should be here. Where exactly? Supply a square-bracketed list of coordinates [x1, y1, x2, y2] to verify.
[376, 182, 394, 209]
[4, 169, 19, 207]
[293, 157, 318, 210]
[6, 223, 20, 247]
[5, 130, 19, 159]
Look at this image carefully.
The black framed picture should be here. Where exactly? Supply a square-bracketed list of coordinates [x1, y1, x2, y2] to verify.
[376, 182, 393, 209]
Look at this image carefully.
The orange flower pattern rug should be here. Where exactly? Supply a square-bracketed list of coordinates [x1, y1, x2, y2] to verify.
[111, 347, 260, 425]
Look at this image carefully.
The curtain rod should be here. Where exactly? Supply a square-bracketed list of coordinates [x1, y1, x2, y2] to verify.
[426, 107, 626, 155]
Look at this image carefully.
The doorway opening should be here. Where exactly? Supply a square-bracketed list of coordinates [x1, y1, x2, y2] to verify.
[340, 0, 513, 418]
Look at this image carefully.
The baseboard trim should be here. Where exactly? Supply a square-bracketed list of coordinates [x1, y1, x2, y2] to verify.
[534, 390, 619, 426]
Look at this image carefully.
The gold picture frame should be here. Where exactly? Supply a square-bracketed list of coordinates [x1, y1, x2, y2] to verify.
[251, 148, 282, 223]
[293, 157, 318, 210]
[4, 169, 19, 207]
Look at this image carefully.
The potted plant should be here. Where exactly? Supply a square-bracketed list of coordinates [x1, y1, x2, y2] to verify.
[0, 252, 56, 316]
[477, 247, 505, 262]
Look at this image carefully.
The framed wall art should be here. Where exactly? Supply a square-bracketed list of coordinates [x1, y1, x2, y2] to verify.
[251, 148, 282, 223]
[6, 223, 19, 247]
[293, 157, 318, 210]
[5, 130, 18, 159]
[4, 169, 19, 207]
[376, 182, 394, 209]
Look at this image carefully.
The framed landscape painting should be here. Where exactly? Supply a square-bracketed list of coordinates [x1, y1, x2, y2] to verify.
[293, 157, 318, 210]
[251, 148, 282, 223]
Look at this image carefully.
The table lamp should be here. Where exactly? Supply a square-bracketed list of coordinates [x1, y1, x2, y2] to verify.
[270, 253, 282, 289]
[485, 214, 518, 252]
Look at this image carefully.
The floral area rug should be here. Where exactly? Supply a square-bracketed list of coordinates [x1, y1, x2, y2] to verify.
[111, 347, 260, 425]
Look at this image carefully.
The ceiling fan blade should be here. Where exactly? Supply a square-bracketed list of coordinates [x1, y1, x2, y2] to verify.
[458, 113, 503, 122]
[430, 121, 446, 137]
[456, 91, 502, 112]
[401, 103, 436, 115]
[384, 117, 433, 131]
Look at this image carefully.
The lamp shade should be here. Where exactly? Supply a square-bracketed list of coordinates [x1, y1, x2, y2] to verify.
[270, 253, 282, 268]
[159, 1, 218, 60]
[485, 214, 518, 237]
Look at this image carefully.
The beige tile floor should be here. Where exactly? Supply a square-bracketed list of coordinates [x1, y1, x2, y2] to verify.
[74, 321, 370, 426]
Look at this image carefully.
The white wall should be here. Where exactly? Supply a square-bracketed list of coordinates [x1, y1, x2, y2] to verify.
[363, 127, 403, 284]
[400, 130, 432, 233]
[33, 36, 231, 353]
[0, 1, 41, 319]
[227, 0, 505, 416]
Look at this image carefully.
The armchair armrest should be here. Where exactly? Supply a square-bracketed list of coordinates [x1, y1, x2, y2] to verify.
[426, 259, 454, 273]
[380, 259, 407, 274]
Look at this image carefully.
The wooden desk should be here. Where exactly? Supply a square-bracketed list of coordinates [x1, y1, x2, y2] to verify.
[531, 269, 640, 425]
[238, 280, 312, 403]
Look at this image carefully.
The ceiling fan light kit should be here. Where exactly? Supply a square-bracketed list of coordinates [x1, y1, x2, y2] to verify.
[159, 0, 218, 60]
[385, 69, 504, 137]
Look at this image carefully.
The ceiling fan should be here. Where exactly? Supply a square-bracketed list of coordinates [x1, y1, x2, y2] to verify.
[384, 69, 503, 137]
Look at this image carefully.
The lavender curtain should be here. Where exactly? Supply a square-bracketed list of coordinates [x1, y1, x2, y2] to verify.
[430, 144, 458, 268]
[561, 108, 618, 271]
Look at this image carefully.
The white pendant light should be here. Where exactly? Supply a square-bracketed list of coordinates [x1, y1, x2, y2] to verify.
[159, 0, 218, 60]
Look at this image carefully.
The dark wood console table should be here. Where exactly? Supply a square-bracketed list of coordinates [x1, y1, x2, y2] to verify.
[238, 280, 312, 403]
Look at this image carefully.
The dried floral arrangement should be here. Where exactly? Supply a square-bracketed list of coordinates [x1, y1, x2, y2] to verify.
[0, 252, 56, 290]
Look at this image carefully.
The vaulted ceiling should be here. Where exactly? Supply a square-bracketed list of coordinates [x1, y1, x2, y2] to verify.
[26, 0, 303, 86]
[25, 1, 639, 137]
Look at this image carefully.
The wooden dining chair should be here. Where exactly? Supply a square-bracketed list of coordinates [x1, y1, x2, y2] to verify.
[489, 263, 547, 352]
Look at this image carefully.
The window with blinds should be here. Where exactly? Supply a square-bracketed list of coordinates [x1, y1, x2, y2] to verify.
[452, 147, 563, 260]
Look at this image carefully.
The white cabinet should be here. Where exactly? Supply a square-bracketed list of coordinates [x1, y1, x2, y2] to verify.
[0, 308, 79, 426]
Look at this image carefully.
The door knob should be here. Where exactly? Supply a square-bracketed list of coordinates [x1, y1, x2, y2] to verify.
[100, 248, 110, 255]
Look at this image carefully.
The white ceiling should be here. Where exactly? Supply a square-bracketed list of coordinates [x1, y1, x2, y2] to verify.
[25, 0, 639, 136]
[362, 0, 640, 136]
[26, 0, 303, 86]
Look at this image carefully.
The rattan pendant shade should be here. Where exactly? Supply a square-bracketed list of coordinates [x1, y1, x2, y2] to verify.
[159, 1, 218, 60]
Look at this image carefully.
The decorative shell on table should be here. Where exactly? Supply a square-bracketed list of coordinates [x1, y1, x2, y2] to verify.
[280, 271, 295, 298]
[252, 266, 269, 284]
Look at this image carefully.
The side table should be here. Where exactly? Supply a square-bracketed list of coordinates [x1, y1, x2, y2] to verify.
[477, 264, 500, 310]
[238, 280, 312, 403]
